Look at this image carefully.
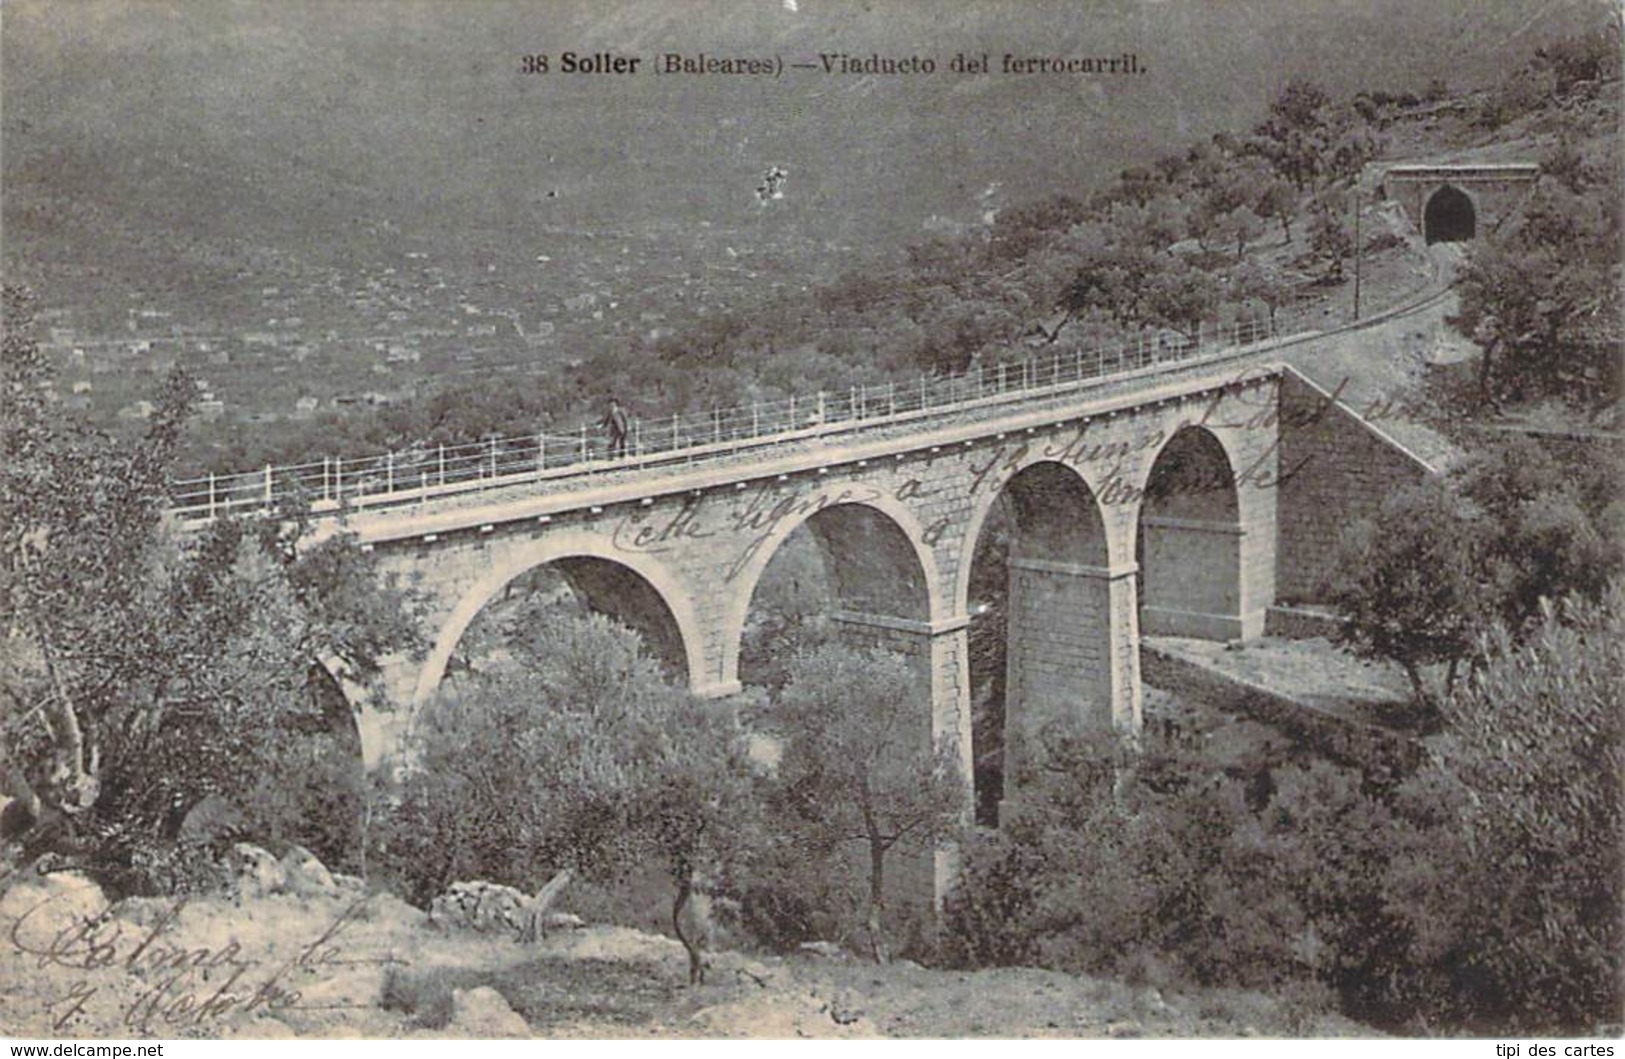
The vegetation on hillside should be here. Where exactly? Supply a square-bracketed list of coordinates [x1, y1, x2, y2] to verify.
[1, 285, 421, 891]
[1327, 436, 1621, 717]
[181, 65, 1406, 475]
[946, 586, 1621, 1033]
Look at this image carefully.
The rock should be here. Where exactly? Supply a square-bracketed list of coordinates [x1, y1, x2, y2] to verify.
[331, 872, 367, 892]
[449, 986, 530, 1038]
[1105, 1019, 1144, 1039]
[718, 955, 791, 990]
[797, 940, 848, 960]
[429, 880, 528, 935]
[280, 844, 335, 896]
[827, 991, 865, 1026]
[229, 842, 286, 898]
[368, 891, 429, 932]
[1138, 987, 1176, 1017]
[541, 910, 584, 931]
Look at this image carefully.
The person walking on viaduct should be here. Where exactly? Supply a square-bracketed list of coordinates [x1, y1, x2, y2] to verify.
[600, 396, 630, 459]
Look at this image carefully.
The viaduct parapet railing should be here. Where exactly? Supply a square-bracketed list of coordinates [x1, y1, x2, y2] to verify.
[169, 271, 1422, 523]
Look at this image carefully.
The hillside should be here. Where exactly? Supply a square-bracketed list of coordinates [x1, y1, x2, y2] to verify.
[2, 0, 1611, 437]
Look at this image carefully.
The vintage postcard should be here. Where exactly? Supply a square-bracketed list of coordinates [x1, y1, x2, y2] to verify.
[2, 0, 1619, 1045]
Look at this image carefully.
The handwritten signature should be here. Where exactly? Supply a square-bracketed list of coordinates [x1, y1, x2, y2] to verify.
[9, 887, 400, 1035]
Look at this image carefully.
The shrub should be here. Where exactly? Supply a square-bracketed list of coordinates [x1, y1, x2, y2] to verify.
[1378, 589, 1623, 1032]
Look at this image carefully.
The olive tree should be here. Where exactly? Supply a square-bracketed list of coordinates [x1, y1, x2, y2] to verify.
[774, 644, 965, 962]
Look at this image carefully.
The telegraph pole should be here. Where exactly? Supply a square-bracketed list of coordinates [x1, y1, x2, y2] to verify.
[1352, 187, 1362, 321]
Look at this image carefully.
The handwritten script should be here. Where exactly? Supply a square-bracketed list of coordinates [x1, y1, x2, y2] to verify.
[605, 368, 1419, 577]
[9, 887, 400, 1035]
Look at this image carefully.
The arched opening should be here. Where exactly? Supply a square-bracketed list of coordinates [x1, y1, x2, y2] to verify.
[964, 462, 1110, 824]
[430, 555, 691, 705]
[735, 500, 940, 924]
[1424, 185, 1475, 244]
[737, 502, 932, 690]
[307, 661, 365, 760]
[1137, 427, 1243, 641]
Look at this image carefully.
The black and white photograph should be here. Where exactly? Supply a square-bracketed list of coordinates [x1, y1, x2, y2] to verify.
[1, 0, 1620, 1043]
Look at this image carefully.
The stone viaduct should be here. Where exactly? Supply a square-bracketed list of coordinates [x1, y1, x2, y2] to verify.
[1378, 162, 1539, 244]
[302, 350, 1433, 894]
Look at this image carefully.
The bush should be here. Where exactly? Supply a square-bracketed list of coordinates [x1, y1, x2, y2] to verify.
[945, 588, 1624, 1033]
[380, 966, 454, 1029]
[1378, 590, 1623, 1032]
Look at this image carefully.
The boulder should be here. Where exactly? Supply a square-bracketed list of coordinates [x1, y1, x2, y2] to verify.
[448, 986, 530, 1038]
[280, 844, 336, 896]
[429, 880, 527, 935]
[540, 910, 584, 932]
[228, 842, 286, 898]
[330, 872, 368, 893]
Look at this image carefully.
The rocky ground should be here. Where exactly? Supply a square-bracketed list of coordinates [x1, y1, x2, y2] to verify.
[0, 852, 1379, 1040]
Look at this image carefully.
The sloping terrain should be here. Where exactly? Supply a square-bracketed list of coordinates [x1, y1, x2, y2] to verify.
[0, 864, 1376, 1039]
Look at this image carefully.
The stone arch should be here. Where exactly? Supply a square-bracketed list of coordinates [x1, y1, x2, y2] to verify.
[721, 493, 947, 687]
[961, 460, 1115, 813]
[307, 658, 365, 756]
[1135, 426, 1243, 640]
[413, 532, 702, 708]
[953, 444, 1129, 616]
[1424, 184, 1476, 243]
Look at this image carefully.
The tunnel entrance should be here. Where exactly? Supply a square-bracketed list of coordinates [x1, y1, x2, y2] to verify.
[1423, 185, 1475, 244]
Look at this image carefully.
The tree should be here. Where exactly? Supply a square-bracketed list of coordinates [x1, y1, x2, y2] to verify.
[627, 695, 758, 984]
[390, 610, 759, 983]
[390, 612, 674, 900]
[774, 644, 965, 962]
[1385, 588, 1623, 1031]
[1452, 175, 1621, 410]
[1452, 437, 1622, 631]
[1, 284, 419, 886]
[1254, 174, 1299, 242]
[1229, 257, 1292, 337]
[1255, 79, 1331, 190]
[1142, 256, 1218, 339]
[1220, 205, 1266, 260]
[1325, 479, 1496, 713]
[1327, 438, 1621, 717]
[1307, 196, 1353, 283]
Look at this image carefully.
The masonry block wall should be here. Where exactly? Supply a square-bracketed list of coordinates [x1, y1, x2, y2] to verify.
[1141, 521, 1243, 638]
[1276, 368, 1434, 603]
[1004, 561, 1114, 784]
[337, 364, 1291, 903]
